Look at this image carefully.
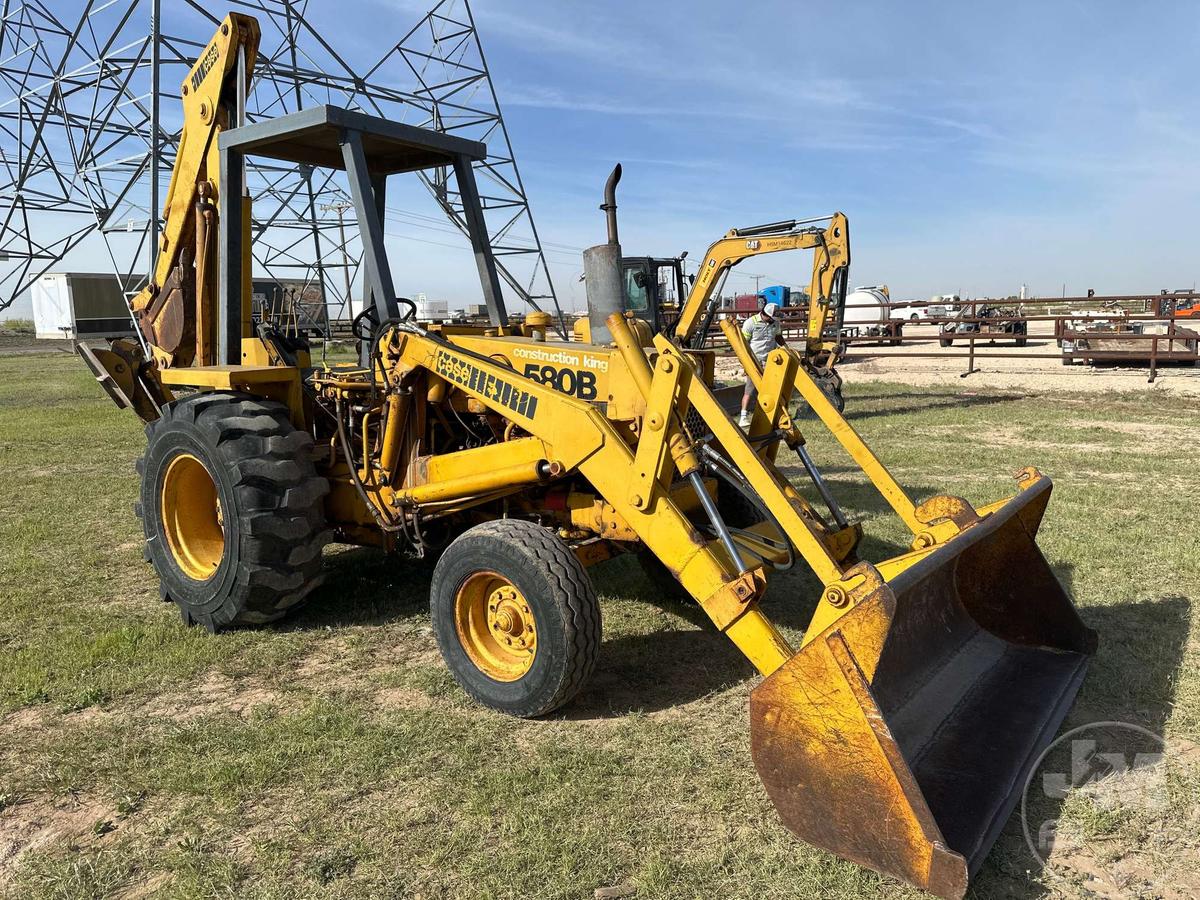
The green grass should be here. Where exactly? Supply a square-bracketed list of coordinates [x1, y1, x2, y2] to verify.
[1, 353, 1197, 899]
[0, 318, 34, 334]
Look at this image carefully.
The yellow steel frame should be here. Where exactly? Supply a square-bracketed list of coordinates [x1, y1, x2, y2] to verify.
[720, 317, 860, 560]
[157, 362, 304, 426]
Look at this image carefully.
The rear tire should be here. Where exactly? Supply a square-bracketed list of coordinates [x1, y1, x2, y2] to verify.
[430, 519, 601, 717]
[797, 371, 844, 416]
[136, 392, 330, 631]
[637, 547, 690, 603]
[718, 481, 766, 529]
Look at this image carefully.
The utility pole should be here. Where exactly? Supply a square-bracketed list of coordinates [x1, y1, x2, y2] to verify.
[320, 200, 355, 319]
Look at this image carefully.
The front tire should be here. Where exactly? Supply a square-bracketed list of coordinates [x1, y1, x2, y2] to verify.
[136, 393, 330, 631]
[431, 519, 601, 717]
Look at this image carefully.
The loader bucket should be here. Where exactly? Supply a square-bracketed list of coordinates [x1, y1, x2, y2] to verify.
[750, 476, 1097, 899]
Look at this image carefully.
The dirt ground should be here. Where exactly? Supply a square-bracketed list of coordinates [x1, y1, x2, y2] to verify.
[812, 322, 1199, 395]
[0, 333, 73, 357]
[716, 321, 1200, 396]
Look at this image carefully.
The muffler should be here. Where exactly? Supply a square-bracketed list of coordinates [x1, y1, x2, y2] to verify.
[583, 164, 625, 345]
[750, 476, 1097, 898]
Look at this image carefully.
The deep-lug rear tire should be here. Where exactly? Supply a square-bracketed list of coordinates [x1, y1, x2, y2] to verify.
[430, 519, 600, 717]
[136, 392, 331, 631]
[797, 370, 845, 417]
[637, 546, 690, 603]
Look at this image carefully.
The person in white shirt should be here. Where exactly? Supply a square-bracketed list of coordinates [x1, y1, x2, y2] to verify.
[738, 301, 786, 427]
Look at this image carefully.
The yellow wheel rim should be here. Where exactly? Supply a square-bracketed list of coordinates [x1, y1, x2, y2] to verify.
[454, 571, 537, 682]
[160, 452, 225, 581]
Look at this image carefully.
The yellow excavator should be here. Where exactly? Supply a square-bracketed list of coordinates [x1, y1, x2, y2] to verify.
[77, 14, 1097, 899]
[573, 164, 850, 410]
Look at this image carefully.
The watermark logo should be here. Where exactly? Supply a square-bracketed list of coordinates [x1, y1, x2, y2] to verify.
[1020, 721, 1171, 865]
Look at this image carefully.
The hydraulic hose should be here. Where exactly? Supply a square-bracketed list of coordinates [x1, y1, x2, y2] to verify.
[334, 395, 408, 536]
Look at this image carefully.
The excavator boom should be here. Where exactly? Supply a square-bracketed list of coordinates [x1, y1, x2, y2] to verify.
[673, 214, 849, 357]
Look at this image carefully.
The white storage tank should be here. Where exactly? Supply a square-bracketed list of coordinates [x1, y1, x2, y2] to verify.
[843, 286, 889, 328]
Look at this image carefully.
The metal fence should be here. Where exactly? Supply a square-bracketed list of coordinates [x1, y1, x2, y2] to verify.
[701, 293, 1200, 383]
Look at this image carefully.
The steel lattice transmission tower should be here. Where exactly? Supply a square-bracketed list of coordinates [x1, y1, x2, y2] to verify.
[0, 0, 564, 332]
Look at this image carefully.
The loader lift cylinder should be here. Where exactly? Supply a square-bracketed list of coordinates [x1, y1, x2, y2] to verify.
[689, 469, 749, 573]
[795, 443, 849, 529]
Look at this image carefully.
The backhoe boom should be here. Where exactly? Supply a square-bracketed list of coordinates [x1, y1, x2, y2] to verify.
[128, 13, 260, 371]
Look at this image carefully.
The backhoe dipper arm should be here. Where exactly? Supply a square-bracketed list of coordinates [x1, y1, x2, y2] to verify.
[128, 13, 261, 370]
[673, 213, 849, 355]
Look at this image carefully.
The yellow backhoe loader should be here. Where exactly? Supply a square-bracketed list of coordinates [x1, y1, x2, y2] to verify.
[77, 14, 1097, 898]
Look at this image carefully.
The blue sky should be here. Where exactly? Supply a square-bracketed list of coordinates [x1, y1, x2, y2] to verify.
[397, 0, 1200, 308]
[11, 0, 1198, 319]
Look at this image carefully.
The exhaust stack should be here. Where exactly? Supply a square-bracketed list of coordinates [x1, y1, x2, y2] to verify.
[583, 164, 624, 344]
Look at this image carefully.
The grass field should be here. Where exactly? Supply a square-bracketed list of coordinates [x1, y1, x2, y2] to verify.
[1, 350, 1197, 899]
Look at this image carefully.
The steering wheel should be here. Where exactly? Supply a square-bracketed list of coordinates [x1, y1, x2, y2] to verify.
[353, 298, 421, 347]
[351, 306, 379, 343]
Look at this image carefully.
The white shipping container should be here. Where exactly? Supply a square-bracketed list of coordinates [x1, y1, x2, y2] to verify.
[32, 272, 137, 340]
[32, 274, 72, 338]
[415, 297, 450, 320]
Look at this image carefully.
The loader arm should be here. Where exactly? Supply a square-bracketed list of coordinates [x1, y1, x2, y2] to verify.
[387, 321, 798, 674]
[127, 13, 261, 370]
[673, 213, 849, 357]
